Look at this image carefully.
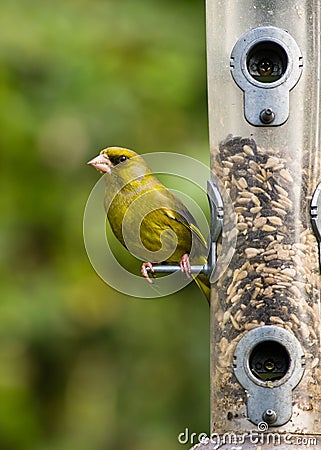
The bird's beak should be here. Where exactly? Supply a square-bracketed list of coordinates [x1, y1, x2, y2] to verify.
[87, 153, 112, 173]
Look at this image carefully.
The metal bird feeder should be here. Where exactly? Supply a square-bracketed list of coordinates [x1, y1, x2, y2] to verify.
[191, 0, 321, 448]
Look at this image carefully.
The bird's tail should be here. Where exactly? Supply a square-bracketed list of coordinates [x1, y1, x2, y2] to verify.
[190, 253, 210, 304]
[194, 273, 210, 305]
[188, 223, 211, 304]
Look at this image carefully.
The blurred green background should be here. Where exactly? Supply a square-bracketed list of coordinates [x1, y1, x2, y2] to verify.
[0, 0, 210, 449]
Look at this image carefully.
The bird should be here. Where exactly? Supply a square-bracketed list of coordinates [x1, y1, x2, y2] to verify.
[88, 147, 210, 302]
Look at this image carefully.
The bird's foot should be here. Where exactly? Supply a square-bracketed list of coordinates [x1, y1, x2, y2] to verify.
[141, 262, 156, 284]
[180, 253, 191, 278]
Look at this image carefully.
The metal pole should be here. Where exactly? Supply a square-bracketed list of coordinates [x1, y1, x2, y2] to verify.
[192, 0, 321, 448]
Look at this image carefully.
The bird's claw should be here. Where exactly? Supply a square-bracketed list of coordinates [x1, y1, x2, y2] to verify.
[180, 253, 191, 278]
[141, 262, 156, 284]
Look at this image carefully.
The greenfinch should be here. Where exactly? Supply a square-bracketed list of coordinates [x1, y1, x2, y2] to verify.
[88, 147, 210, 302]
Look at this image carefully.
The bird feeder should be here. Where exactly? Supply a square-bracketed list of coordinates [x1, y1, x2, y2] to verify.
[191, 0, 321, 448]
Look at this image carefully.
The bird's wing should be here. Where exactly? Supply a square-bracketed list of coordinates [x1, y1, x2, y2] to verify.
[148, 185, 207, 248]
[135, 183, 208, 255]
[162, 206, 208, 249]
[163, 205, 210, 303]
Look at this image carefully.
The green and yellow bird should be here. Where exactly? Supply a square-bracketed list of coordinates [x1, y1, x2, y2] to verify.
[88, 147, 210, 302]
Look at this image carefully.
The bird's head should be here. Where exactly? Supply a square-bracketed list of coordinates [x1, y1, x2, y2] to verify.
[87, 147, 138, 173]
[88, 147, 152, 181]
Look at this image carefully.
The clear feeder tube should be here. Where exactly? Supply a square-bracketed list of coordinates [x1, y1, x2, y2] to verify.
[206, 0, 321, 442]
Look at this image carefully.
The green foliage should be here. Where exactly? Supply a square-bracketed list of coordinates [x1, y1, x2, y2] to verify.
[0, 0, 210, 448]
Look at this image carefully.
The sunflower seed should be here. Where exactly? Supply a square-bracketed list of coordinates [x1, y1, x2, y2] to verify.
[268, 216, 283, 226]
[245, 248, 262, 258]
[280, 168, 294, 182]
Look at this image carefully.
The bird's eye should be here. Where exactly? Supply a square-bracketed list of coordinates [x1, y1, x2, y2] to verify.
[119, 155, 127, 163]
